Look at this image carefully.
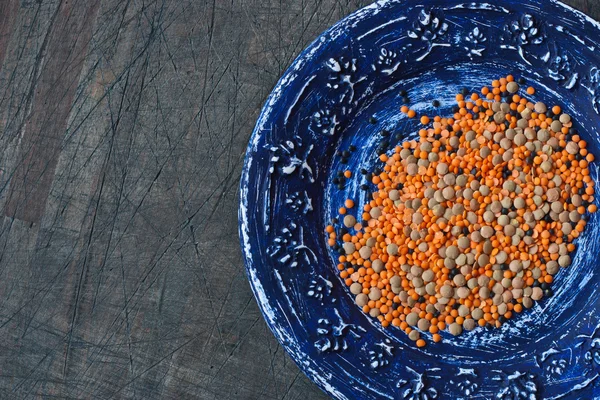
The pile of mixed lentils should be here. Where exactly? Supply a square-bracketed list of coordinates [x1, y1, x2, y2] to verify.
[326, 75, 597, 348]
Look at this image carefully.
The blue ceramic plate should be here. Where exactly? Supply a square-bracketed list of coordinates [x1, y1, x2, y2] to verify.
[239, 1, 600, 398]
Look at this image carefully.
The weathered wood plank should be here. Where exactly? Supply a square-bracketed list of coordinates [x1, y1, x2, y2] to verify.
[5, 0, 101, 222]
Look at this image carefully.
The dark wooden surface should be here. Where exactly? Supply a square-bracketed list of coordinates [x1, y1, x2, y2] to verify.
[0, 0, 596, 399]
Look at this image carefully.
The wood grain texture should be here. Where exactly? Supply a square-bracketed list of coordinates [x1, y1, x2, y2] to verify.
[0, 0, 595, 399]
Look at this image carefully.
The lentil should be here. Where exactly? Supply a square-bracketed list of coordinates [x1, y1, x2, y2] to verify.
[328, 76, 597, 347]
